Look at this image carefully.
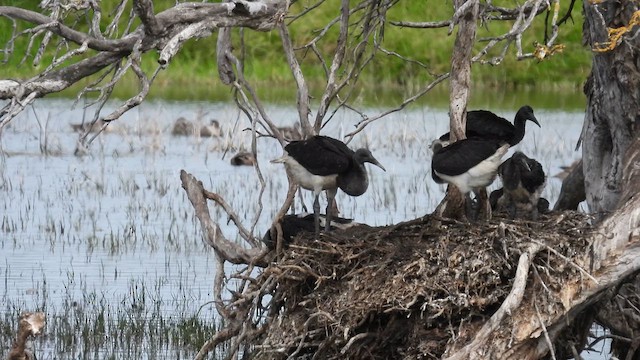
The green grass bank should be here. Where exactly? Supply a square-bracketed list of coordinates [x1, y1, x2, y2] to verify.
[0, 1, 591, 106]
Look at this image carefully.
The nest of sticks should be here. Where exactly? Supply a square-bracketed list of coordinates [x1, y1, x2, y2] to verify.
[252, 211, 593, 359]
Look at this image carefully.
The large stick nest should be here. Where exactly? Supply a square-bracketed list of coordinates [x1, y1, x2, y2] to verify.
[254, 212, 593, 359]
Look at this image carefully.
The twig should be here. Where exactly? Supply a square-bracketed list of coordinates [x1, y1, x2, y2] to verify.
[535, 300, 557, 360]
[529, 238, 599, 284]
[443, 243, 542, 360]
[340, 332, 374, 355]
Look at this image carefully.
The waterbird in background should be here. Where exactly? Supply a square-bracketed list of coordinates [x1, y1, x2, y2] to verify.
[432, 105, 540, 150]
[230, 152, 257, 166]
[262, 213, 357, 249]
[172, 118, 222, 137]
[70, 119, 115, 133]
[8, 312, 45, 360]
[431, 139, 509, 219]
[493, 151, 547, 220]
[271, 135, 385, 235]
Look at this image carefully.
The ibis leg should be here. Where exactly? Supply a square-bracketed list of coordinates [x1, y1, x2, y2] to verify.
[477, 188, 492, 220]
[325, 189, 337, 232]
[464, 193, 476, 221]
[313, 195, 320, 235]
[506, 198, 517, 219]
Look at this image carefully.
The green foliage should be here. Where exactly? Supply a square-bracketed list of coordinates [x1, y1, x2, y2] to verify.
[0, 0, 591, 101]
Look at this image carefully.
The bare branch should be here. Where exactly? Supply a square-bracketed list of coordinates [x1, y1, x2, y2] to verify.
[0, 6, 139, 52]
[180, 170, 267, 266]
[443, 244, 542, 360]
[449, 0, 479, 142]
[344, 72, 449, 141]
[278, 21, 313, 136]
[390, 20, 452, 29]
[133, 0, 162, 37]
[312, 0, 349, 131]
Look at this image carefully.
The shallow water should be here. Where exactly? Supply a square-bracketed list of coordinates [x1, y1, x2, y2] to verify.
[0, 98, 603, 358]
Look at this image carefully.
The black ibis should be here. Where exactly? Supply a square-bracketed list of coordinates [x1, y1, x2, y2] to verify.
[271, 135, 385, 235]
[230, 152, 256, 166]
[262, 213, 356, 249]
[432, 105, 540, 149]
[8, 312, 45, 360]
[493, 151, 547, 219]
[431, 139, 509, 219]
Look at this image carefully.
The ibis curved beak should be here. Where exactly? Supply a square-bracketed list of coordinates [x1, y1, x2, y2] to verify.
[370, 158, 386, 172]
[530, 115, 541, 128]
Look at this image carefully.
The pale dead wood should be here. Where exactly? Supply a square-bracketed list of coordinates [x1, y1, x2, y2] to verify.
[443, 243, 542, 360]
[0, 0, 290, 131]
[180, 170, 267, 266]
[449, 0, 478, 141]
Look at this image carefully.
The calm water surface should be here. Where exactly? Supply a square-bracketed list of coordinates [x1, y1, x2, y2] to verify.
[0, 99, 605, 358]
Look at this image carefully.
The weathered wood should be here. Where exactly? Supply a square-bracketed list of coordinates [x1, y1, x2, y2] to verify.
[444, 195, 640, 359]
[433, 0, 480, 220]
[448, 0, 479, 142]
[582, 0, 639, 219]
[179, 170, 267, 266]
[0, 0, 289, 101]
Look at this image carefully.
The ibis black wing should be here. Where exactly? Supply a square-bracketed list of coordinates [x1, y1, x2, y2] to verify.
[498, 156, 522, 191]
[432, 139, 502, 176]
[466, 110, 516, 141]
[520, 157, 546, 193]
[284, 136, 353, 176]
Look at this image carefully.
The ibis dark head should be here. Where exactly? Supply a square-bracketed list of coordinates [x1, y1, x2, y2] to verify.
[496, 151, 546, 219]
[354, 148, 386, 172]
[500, 151, 546, 193]
[515, 105, 540, 128]
[337, 148, 385, 197]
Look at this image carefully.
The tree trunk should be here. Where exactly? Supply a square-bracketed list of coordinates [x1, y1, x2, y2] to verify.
[448, 0, 479, 141]
[581, 0, 640, 219]
[434, 0, 479, 220]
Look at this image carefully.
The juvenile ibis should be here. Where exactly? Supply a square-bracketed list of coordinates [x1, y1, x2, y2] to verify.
[490, 188, 550, 216]
[271, 135, 385, 235]
[433, 105, 540, 149]
[494, 151, 547, 219]
[262, 213, 357, 249]
[431, 139, 509, 219]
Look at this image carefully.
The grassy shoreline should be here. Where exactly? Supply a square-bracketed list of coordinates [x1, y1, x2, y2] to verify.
[0, 1, 591, 108]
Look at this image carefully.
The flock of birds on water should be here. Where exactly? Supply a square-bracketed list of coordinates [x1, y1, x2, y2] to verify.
[265, 105, 546, 249]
